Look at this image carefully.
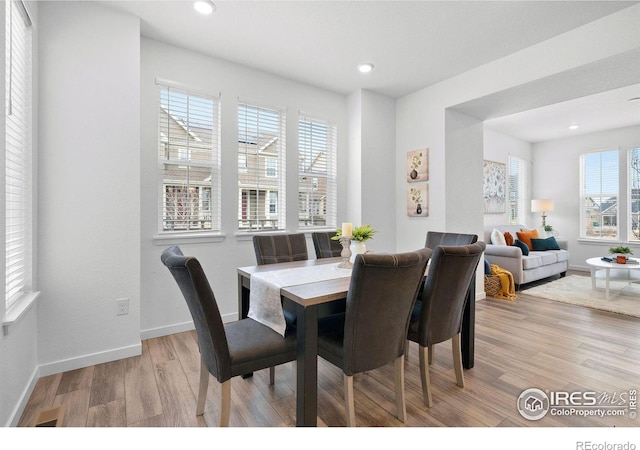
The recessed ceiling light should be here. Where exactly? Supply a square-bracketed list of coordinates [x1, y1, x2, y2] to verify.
[194, 1, 215, 15]
[568, 124, 579, 130]
[358, 63, 374, 74]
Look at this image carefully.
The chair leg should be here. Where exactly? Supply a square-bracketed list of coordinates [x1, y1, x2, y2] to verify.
[269, 367, 275, 385]
[196, 356, 209, 416]
[344, 374, 356, 427]
[404, 339, 410, 360]
[419, 345, 433, 407]
[394, 356, 406, 422]
[219, 380, 231, 427]
[452, 333, 465, 388]
[428, 344, 433, 365]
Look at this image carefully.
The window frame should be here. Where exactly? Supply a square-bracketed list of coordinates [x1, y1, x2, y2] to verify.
[3, 0, 38, 326]
[579, 148, 620, 241]
[628, 147, 640, 242]
[156, 82, 221, 236]
[236, 100, 287, 232]
[297, 113, 337, 230]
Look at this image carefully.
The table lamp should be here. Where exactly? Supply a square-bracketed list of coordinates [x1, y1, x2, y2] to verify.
[531, 199, 554, 228]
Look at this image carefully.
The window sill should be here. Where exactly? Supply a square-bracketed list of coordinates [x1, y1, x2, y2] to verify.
[153, 232, 226, 245]
[3, 291, 40, 336]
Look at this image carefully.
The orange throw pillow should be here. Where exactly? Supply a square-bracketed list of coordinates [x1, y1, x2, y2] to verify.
[516, 229, 539, 250]
[503, 231, 514, 246]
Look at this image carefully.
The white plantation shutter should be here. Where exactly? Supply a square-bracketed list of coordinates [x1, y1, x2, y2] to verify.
[298, 114, 337, 229]
[237, 101, 286, 231]
[580, 149, 619, 239]
[158, 83, 220, 233]
[5, 0, 33, 310]
[507, 156, 528, 226]
[629, 147, 640, 242]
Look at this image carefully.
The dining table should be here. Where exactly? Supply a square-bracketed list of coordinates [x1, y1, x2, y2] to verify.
[237, 256, 476, 427]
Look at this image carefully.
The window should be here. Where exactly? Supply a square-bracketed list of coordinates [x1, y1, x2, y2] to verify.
[580, 149, 619, 240]
[507, 156, 527, 226]
[237, 101, 286, 231]
[4, 0, 34, 313]
[298, 114, 337, 229]
[158, 84, 220, 233]
[629, 147, 640, 242]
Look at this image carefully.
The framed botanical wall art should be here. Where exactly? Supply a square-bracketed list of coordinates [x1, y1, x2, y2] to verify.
[483, 160, 506, 214]
[407, 183, 428, 217]
[407, 148, 428, 182]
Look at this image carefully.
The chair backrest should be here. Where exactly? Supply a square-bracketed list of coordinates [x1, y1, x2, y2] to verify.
[342, 248, 432, 376]
[424, 231, 478, 249]
[253, 233, 308, 265]
[419, 242, 486, 347]
[312, 231, 342, 259]
[160, 246, 231, 382]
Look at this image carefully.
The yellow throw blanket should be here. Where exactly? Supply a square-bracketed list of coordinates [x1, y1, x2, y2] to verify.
[490, 264, 517, 301]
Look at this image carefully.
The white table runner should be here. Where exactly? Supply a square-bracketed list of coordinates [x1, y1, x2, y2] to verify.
[248, 263, 352, 336]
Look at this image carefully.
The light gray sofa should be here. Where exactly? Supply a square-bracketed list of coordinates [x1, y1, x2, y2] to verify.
[483, 225, 569, 289]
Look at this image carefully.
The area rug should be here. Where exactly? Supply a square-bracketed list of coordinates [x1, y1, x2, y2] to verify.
[522, 275, 640, 318]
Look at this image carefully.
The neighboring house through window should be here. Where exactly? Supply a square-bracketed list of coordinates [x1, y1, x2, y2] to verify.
[298, 114, 337, 229]
[237, 101, 286, 231]
[158, 83, 220, 233]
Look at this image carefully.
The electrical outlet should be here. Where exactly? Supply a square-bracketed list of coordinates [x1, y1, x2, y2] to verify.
[116, 298, 129, 316]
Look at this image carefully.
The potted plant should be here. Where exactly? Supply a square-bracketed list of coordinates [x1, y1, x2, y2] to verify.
[608, 246, 633, 264]
[333, 224, 376, 262]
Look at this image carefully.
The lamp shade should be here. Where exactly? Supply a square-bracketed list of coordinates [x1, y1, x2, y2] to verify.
[531, 199, 554, 213]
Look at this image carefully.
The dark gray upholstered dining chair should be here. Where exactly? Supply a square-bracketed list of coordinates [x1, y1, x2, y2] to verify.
[252, 233, 308, 265]
[161, 246, 296, 426]
[407, 242, 486, 407]
[416, 231, 479, 364]
[316, 248, 432, 426]
[424, 230, 478, 248]
[311, 231, 343, 259]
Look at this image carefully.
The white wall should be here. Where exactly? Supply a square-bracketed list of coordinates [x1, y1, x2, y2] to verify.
[37, 2, 141, 373]
[140, 38, 350, 337]
[532, 125, 640, 270]
[483, 128, 533, 228]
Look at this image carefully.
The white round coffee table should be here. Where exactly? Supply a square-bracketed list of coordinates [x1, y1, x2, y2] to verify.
[586, 257, 640, 300]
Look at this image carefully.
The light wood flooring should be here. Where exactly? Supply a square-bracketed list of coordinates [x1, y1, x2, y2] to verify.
[18, 274, 640, 428]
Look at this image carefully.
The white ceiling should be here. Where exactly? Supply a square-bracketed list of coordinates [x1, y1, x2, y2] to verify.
[100, 0, 640, 143]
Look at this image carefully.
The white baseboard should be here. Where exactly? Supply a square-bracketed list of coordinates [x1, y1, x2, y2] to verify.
[6, 366, 39, 427]
[38, 342, 142, 378]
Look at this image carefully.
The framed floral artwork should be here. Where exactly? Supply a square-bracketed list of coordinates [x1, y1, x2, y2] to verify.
[483, 160, 506, 214]
[407, 183, 428, 217]
[407, 148, 428, 182]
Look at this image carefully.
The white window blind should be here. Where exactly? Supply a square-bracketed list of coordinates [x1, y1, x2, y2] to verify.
[5, 0, 33, 311]
[507, 156, 527, 226]
[298, 114, 337, 229]
[629, 147, 640, 242]
[158, 84, 220, 233]
[580, 149, 619, 240]
[237, 101, 286, 231]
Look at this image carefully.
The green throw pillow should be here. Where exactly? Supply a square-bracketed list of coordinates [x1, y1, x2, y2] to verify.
[513, 239, 529, 255]
[530, 236, 561, 251]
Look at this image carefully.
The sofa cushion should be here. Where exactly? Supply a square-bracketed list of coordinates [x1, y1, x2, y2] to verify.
[513, 239, 529, 256]
[516, 229, 539, 249]
[504, 231, 514, 246]
[491, 229, 507, 246]
[530, 236, 561, 251]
